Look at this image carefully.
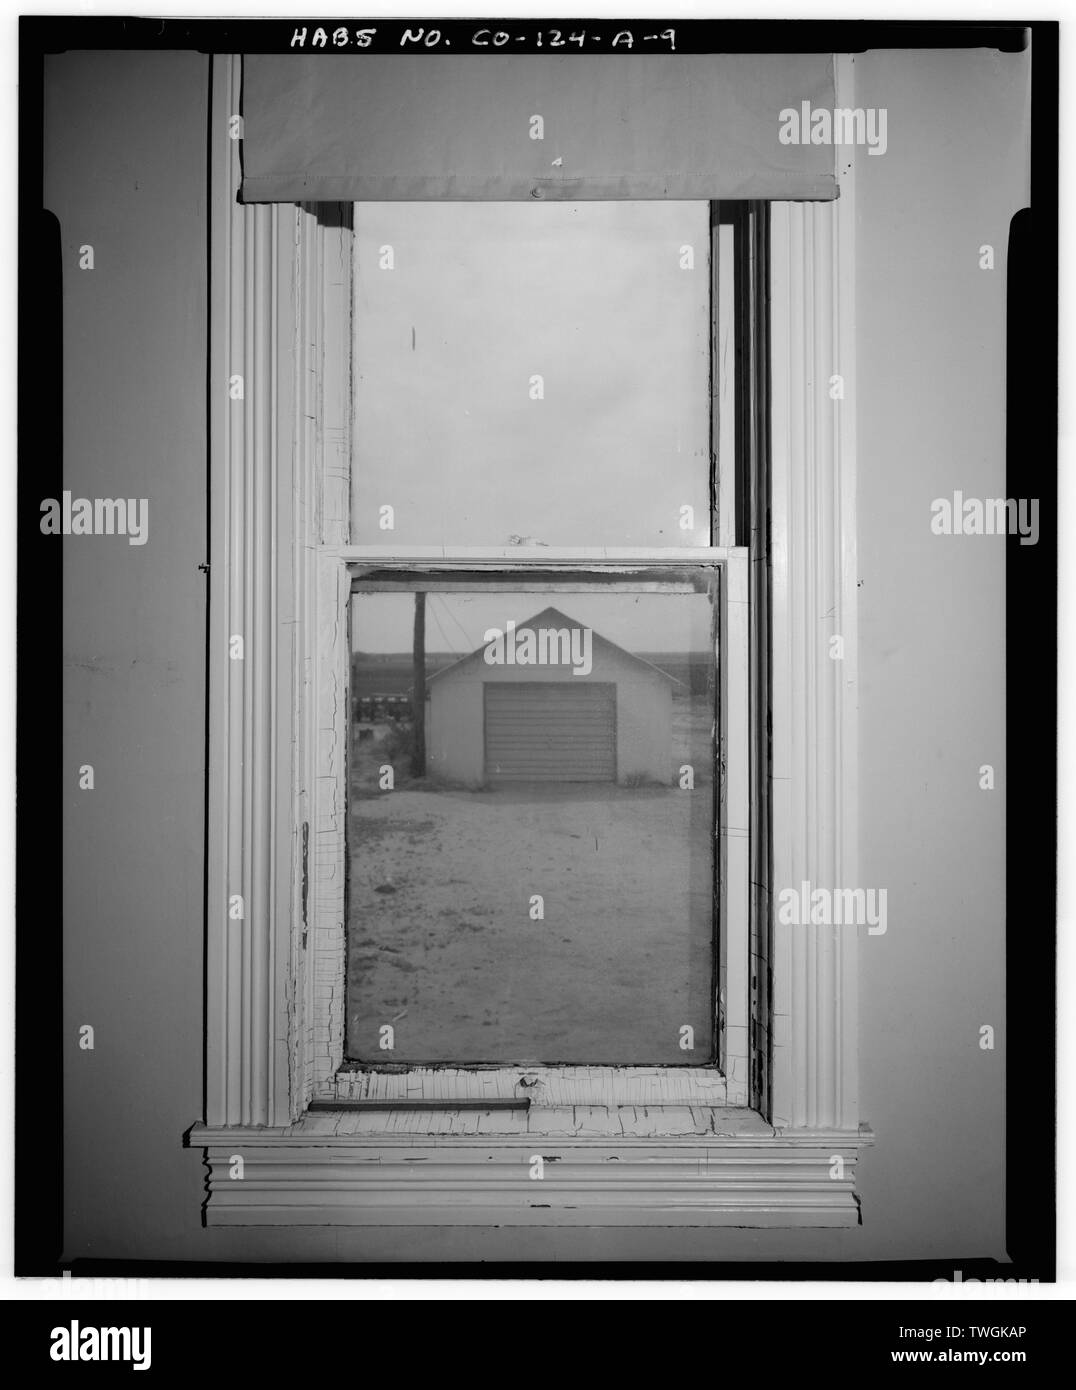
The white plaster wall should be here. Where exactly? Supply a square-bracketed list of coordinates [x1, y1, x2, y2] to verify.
[850, 45, 1029, 1261]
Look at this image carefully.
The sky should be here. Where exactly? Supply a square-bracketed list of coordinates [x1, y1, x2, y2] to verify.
[351, 200, 713, 549]
[351, 589, 715, 655]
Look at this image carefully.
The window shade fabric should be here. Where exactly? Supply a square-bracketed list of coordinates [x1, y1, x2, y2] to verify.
[240, 54, 838, 202]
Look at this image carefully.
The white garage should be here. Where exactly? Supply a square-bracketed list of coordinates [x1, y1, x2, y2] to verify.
[425, 605, 677, 785]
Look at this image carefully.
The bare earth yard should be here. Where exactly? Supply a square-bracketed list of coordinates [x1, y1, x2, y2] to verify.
[347, 754, 715, 1064]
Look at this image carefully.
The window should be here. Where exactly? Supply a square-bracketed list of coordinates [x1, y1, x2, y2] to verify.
[196, 52, 869, 1227]
[337, 199, 745, 1105]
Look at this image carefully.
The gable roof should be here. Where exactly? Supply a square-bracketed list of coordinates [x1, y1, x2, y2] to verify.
[426, 605, 683, 687]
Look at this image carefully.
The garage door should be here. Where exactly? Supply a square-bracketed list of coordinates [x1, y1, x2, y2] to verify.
[484, 682, 617, 782]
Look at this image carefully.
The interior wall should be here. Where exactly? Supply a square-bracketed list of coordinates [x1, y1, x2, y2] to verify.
[850, 45, 1030, 1263]
[50, 50, 211, 1264]
[49, 45, 1030, 1265]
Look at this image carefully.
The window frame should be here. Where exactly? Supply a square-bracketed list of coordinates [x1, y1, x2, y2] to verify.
[338, 553, 748, 1104]
[192, 53, 872, 1229]
[315, 192, 748, 1109]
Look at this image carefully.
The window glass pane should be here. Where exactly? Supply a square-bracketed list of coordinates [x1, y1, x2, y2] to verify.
[347, 580, 716, 1064]
[351, 202, 712, 547]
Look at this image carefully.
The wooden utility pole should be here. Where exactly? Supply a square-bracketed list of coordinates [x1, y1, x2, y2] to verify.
[411, 592, 427, 777]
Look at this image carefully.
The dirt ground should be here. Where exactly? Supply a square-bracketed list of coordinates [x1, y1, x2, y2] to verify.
[346, 701, 715, 1064]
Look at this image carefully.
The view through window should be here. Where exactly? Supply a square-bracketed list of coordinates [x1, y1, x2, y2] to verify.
[351, 201, 712, 548]
[346, 201, 721, 1068]
[347, 583, 717, 1063]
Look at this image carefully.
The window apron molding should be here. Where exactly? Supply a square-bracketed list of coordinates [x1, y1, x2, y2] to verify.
[195, 1119, 869, 1228]
[190, 54, 872, 1228]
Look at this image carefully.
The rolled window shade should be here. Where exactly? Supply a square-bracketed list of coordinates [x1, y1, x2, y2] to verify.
[241, 53, 837, 202]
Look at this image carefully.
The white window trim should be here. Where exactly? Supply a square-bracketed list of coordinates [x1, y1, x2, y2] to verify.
[191, 54, 872, 1228]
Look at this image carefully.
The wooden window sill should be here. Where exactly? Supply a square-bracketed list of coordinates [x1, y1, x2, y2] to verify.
[189, 1114, 874, 1227]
